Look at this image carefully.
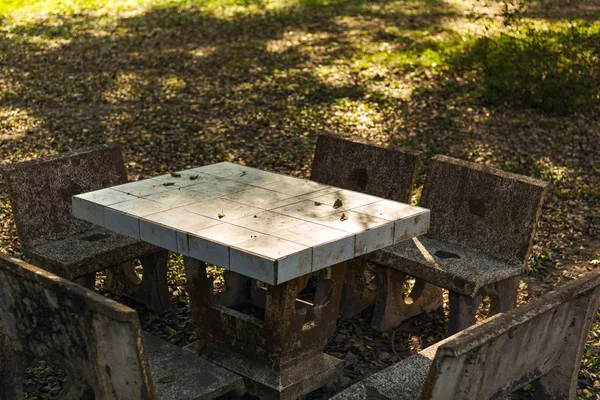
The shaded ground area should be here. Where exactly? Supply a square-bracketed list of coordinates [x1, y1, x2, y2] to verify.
[0, 0, 598, 398]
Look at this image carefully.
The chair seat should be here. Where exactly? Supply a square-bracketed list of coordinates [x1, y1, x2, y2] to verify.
[25, 227, 160, 279]
[331, 342, 441, 400]
[143, 332, 245, 400]
[368, 236, 524, 297]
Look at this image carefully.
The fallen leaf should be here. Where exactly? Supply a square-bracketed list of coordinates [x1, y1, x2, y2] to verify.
[157, 375, 177, 384]
[314, 201, 322, 206]
[167, 327, 178, 336]
[340, 213, 348, 221]
[333, 199, 343, 208]
[189, 174, 199, 180]
[170, 172, 181, 177]
[163, 182, 175, 186]
[218, 210, 225, 219]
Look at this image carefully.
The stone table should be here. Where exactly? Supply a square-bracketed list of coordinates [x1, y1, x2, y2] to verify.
[72, 162, 430, 399]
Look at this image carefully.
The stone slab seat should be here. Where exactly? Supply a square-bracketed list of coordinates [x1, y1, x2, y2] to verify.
[366, 154, 549, 334]
[0, 253, 245, 400]
[310, 133, 442, 327]
[310, 132, 422, 203]
[369, 236, 524, 298]
[332, 343, 442, 400]
[143, 332, 245, 400]
[1, 144, 172, 312]
[331, 269, 600, 400]
[27, 227, 158, 279]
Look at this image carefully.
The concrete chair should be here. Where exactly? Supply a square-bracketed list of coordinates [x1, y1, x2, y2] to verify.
[311, 133, 442, 327]
[369, 155, 549, 334]
[332, 269, 600, 400]
[0, 144, 171, 312]
[0, 253, 245, 400]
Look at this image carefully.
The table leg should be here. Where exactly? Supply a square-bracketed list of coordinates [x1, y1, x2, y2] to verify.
[183, 257, 346, 400]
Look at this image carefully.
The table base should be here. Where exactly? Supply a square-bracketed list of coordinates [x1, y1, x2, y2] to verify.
[184, 340, 343, 400]
[183, 257, 347, 399]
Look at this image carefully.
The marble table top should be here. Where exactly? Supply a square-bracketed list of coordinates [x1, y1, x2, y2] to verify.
[72, 162, 430, 285]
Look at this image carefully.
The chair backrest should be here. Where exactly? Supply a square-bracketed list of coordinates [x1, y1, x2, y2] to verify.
[423, 270, 600, 399]
[310, 133, 422, 203]
[0, 144, 128, 248]
[421, 155, 549, 264]
[0, 253, 156, 399]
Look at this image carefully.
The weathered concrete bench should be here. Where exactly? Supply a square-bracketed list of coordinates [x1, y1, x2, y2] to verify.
[0, 144, 171, 312]
[332, 269, 600, 400]
[368, 155, 549, 333]
[0, 253, 245, 399]
[311, 133, 442, 327]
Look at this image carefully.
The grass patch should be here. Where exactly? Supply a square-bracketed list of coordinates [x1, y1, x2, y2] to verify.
[454, 20, 600, 114]
[527, 251, 554, 279]
[580, 311, 600, 382]
[353, 28, 468, 74]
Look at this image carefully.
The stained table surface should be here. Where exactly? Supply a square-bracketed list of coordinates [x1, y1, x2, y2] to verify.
[72, 162, 429, 285]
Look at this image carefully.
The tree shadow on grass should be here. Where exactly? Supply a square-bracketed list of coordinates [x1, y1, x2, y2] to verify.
[0, 0, 459, 174]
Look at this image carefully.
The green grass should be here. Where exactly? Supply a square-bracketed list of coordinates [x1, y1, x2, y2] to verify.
[527, 251, 555, 279]
[455, 20, 600, 114]
[581, 311, 600, 383]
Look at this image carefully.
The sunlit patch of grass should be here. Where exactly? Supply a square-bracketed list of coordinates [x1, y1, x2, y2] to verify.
[536, 156, 569, 184]
[464, 140, 498, 165]
[352, 29, 467, 74]
[187, 45, 217, 59]
[0, 0, 147, 20]
[160, 75, 187, 99]
[329, 98, 384, 138]
[0, 0, 301, 23]
[0, 107, 42, 142]
[365, 0, 451, 17]
[315, 64, 350, 86]
[266, 30, 331, 58]
[103, 72, 141, 104]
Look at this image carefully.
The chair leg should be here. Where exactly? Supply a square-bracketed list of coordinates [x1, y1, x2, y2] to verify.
[446, 277, 519, 335]
[338, 259, 377, 319]
[371, 266, 443, 332]
[532, 288, 600, 400]
[485, 276, 519, 316]
[138, 250, 171, 312]
[105, 251, 171, 313]
[105, 261, 140, 288]
[447, 291, 483, 335]
[55, 382, 92, 400]
[532, 370, 576, 400]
